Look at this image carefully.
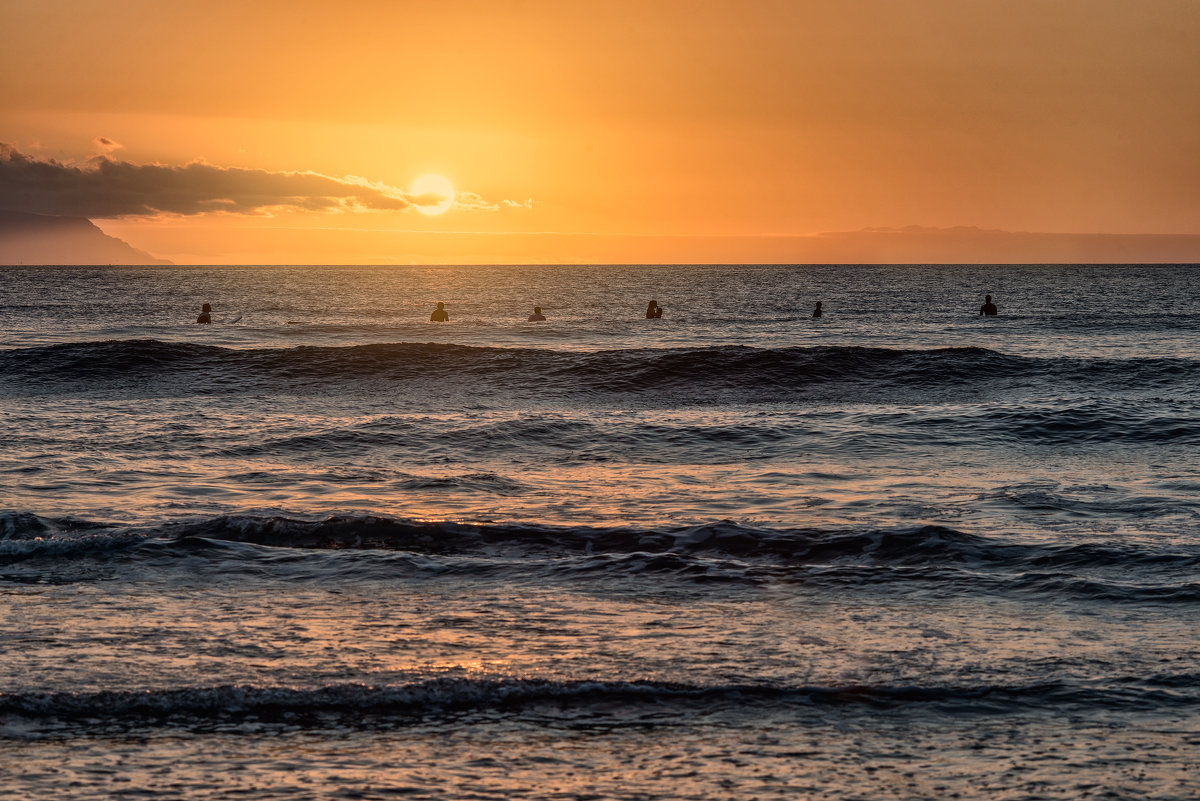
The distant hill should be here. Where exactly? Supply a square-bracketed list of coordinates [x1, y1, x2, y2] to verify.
[795, 226, 1200, 264]
[0, 209, 171, 265]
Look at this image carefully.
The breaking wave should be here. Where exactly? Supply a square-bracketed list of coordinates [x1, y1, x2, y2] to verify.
[3, 340, 1196, 400]
[3, 675, 1197, 731]
[4, 512, 1198, 602]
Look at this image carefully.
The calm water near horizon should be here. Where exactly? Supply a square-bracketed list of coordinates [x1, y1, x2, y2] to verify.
[2, 264, 1199, 799]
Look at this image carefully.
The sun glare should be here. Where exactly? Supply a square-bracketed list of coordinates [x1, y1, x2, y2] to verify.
[411, 174, 455, 216]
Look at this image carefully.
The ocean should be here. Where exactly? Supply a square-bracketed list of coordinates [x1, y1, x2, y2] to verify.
[1, 263, 1198, 799]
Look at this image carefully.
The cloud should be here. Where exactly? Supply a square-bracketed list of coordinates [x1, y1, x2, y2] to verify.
[410, 191, 452, 208]
[453, 193, 533, 212]
[0, 144, 528, 219]
[94, 137, 123, 155]
[452, 191, 499, 212]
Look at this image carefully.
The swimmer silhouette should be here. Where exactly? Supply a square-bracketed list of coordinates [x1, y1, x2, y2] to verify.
[528, 306, 546, 322]
[430, 302, 449, 322]
[646, 300, 663, 319]
[812, 301, 823, 318]
[196, 303, 212, 324]
[980, 295, 998, 316]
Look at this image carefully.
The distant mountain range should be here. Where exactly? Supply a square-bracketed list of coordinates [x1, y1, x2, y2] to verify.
[2, 209, 1197, 265]
[0, 209, 171, 265]
[794, 226, 1200, 264]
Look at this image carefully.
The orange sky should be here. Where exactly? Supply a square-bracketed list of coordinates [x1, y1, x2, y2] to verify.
[2, 0, 1199, 263]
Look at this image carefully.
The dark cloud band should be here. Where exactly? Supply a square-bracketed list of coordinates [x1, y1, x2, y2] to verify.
[0, 143, 416, 218]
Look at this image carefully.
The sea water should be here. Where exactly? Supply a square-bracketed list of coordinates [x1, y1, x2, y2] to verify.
[1, 264, 1198, 799]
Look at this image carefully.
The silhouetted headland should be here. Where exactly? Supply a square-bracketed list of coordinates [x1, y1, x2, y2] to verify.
[0, 209, 171, 265]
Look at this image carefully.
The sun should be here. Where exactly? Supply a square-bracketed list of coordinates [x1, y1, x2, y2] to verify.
[410, 174, 455, 215]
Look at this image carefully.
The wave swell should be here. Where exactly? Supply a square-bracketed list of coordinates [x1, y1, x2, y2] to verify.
[3, 675, 1197, 731]
[3, 340, 1196, 399]
[4, 513, 1199, 603]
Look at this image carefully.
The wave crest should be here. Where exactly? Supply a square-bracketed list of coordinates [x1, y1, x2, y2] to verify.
[6, 512, 1199, 574]
[3, 340, 1194, 399]
[4, 675, 1196, 729]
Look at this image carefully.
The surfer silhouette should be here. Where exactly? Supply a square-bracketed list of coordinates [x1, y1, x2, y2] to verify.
[528, 306, 546, 322]
[980, 295, 998, 316]
[196, 303, 212, 324]
[812, 301, 823, 318]
[646, 300, 663, 319]
[430, 302, 449, 322]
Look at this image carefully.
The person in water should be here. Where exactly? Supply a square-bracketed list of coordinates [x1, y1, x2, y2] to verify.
[645, 300, 663, 319]
[528, 306, 546, 322]
[812, 301, 823, 318]
[430, 302, 449, 322]
[980, 294, 998, 316]
[196, 303, 212, 324]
